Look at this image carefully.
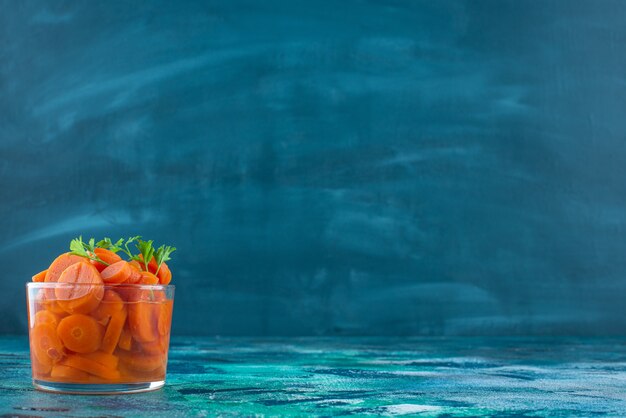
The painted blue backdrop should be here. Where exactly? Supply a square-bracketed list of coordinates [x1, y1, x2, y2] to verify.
[1, 1, 625, 335]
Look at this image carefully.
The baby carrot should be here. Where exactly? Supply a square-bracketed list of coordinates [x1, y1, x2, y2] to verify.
[57, 314, 104, 354]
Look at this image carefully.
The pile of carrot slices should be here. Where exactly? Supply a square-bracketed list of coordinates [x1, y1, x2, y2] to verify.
[28, 237, 175, 384]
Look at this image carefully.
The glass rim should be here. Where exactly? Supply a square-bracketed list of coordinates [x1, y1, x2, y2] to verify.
[26, 282, 175, 290]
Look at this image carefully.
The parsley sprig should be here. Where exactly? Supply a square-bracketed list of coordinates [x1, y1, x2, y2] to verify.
[69, 236, 176, 273]
[69, 236, 112, 266]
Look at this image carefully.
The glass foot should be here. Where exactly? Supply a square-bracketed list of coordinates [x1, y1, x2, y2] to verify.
[33, 379, 165, 394]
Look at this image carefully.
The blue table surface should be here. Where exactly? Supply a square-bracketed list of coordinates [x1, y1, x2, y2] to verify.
[1, 336, 626, 417]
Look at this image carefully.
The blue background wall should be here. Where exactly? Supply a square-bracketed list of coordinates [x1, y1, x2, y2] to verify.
[1, 1, 625, 336]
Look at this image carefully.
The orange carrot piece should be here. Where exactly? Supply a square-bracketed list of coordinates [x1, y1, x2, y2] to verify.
[82, 351, 119, 369]
[31, 323, 64, 369]
[32, 269, 47, 282]
[57, 314, 104, 354]
[55, 262, 104, 314]
[44, 253, 85, 284]
[93, 290, 124, 321]
[119, 351, 163, 372]
[44, 253, 84, 298]
[90, 248, 122, 272]
[157, 262, 172, 284]
[31, 352, 52, 375]
[34, 310, 59, 328]
[138, 254, 158, 273]
[101, 309, 127, 354]
[118, 325, 133, 351]
[101, 260, 132, 284]
[138, 271, 159, 285]
[157, 300, 173, 336]
[50, 364, 89, 381]
[63, 354, 120, 380]
[128, 295, 158, 343]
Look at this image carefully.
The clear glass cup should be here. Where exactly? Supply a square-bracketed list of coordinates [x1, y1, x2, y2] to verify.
[26, 282, 174, 394]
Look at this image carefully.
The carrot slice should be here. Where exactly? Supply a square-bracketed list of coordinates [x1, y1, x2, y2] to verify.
[119, 351, 163, 372]
[44, 253, 84, 298]
[57, 314, 104, 354]
[31, 323, 64, 368]
[55, 262, 104, 314]
[101, 309, 127, 354]
[32, 269, 47, 282]
[31, 353, 52, 375]
[63, 354, 120, 380]
[157, 262, 172, 284]
[140, 336, 168, 355]
[34, 310, 59, 328]
[127, 260, 143, 284]
[157, 300, 173, 336]
[138, 271, 159, 285]
[138, 254, 159, 273]
[50, 364, 89, 381]
[128, 293, 158, 343]
[90, 248, 122, 272]
[93, 290, 124, 321]
[101, 261, 132, 284]
[118, 325, 133, 351]
[82, 351, 119, 369]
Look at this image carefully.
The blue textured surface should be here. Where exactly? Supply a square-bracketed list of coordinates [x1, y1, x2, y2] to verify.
[1, 1, 626, 336]
[2, 336, 626, 416]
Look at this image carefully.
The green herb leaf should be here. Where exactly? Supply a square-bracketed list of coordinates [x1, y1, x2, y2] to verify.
[154, 245, 176, 274]
[135, 239, 155, 270]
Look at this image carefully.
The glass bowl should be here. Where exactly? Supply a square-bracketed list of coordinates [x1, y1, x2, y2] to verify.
[26, 282, 174, 394]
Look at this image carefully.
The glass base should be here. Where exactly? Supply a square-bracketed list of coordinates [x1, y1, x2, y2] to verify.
[33, 379, 165, 394]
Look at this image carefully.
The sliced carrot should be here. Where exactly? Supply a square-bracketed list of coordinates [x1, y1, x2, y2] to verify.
[119, 351, 163, 372]
[63, 354, 120, 380]
[55, 262, 104, 314]
[101, 309, 127, 354]
[44, 253, 84, 298]
[31, 323, 64, 368]
[127, 260, 143, 284]
[140, 337, 167, 355]
[138, 271, 159, 285]
[93, 290, 124, 321]
[31, 352, 52, 375]
[90, 248, 122, 272]
[82, 351, 119, 369]
[32, 269, 47, 282]
[57, 314, 104, 354]
[118, 325, 133, 351]
[157, 261, 172, 284]
[128, 293, 158, 343]
[138, 254, 159, 273]
[101, 260, 132, 284]
[50, 364, 89, 381]
[35, 310, 59, 328]
[157, 300, 173, 336]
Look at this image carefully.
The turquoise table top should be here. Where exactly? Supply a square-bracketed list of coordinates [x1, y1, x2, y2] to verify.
[1, 336, 625, 417]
